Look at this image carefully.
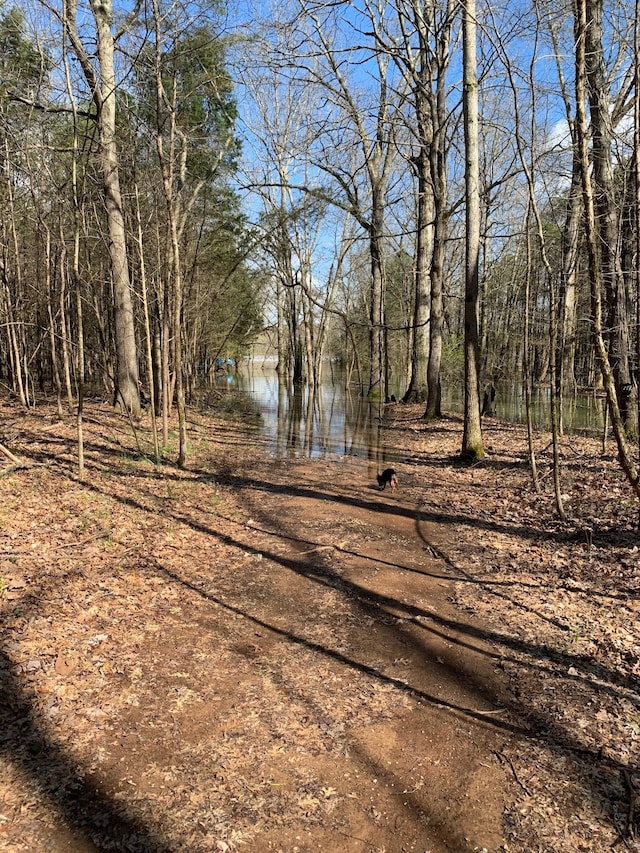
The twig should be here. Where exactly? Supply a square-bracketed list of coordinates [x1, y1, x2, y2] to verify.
[493, 750, 531, 795]
[0, 442, 28, 467]
[299, 545, 335, 555]
[472, 707, 508, 715]
[0, 442, 32, 475]
[53, 531, 109, 550]
[334, 830, 379, 850]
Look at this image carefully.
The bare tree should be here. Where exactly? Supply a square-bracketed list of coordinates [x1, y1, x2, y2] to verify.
[461, 0, 484, 460]
[377, 0, 454, 410]
[150, 0, 188, 465]
[239, 53, 322, 386]
[583, 0, 635, 429]
[288, 0, 404, 400]
[63, 0, 141, 415]
[542, 5, 581, 401]
[574, 0, 640, 498]
[490, 10, 566, 517]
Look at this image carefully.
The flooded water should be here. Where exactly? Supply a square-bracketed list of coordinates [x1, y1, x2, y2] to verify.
[441, 383, 607, 433]
[232, 368, 401, 464]
[219, 365, 607, 460]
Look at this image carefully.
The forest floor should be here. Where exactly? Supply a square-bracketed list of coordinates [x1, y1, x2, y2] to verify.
[0, 394, 639, 853]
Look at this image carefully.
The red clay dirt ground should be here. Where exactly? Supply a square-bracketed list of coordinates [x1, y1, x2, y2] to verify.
[0, 396, 638, 852]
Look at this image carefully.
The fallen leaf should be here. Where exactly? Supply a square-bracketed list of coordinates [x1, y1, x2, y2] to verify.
[55, 654, 79, 676]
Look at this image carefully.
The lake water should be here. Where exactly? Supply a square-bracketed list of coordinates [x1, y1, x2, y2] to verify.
[220, 366, 607, 460]
[232, 368, 400, 463]
[441, 383, 607, 434]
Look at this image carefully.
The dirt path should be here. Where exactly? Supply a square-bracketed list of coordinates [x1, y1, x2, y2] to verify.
[216, 449, 512, 851]
[0, 404, 514, 852]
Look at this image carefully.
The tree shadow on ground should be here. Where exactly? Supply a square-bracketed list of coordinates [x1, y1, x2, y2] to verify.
[0, 643, 175, 852]
[2, 435, 637, 849]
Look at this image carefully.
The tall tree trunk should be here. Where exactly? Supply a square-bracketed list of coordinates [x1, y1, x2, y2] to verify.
[134, 182, 160, 462]
[91, 0, 140, 415]
[523, 206, 540, 492]
[559, 159, 581, 397]
[461, 0, 484, 461]
[151, 0, 187, 464]
[65, 0, 140, 416]
[276, 268, 287, 382]
[58, 231, 74, 412]
[425, 205, 444, 419]
[301, 266, 315, 390]
[2, 141, 27, 407]
[76, 258, 85, 478]
[404, 151, 432, 403]
[546, 9, 580, 404]
[1, 264, 26, 406]
[584, 0, 633, 427]
[424, 54, 449, 420]
[45, 227, 64, 418]
[368, 185, 387, 401]
[574, 0, 640, 498]
[161, 279, 171, 446]
[635, 0, 640, 457]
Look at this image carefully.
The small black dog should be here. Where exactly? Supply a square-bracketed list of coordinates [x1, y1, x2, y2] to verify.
[377, 468, 398, 492]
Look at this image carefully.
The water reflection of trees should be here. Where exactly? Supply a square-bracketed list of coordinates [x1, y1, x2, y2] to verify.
[442, 384, 607, 434]
[238, 369, 608, 461]
[271, 380, 395, 466]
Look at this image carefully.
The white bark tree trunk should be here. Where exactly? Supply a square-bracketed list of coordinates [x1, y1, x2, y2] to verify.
[461, 0, 484, 460]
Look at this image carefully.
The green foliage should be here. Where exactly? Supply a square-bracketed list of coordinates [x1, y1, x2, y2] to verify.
[125, 15, 260, 364]
[133, 23, 240, 181]
[440, 335, 465, 383]
[0, 6, 48, 95]
[185, 183, 263, 362]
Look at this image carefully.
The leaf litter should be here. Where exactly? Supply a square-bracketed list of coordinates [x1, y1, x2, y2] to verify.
[0, 399, 638, 852]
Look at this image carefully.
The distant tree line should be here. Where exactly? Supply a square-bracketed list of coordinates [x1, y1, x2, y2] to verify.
[2, 0, 640, 487]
